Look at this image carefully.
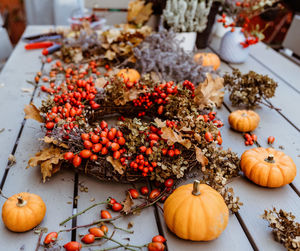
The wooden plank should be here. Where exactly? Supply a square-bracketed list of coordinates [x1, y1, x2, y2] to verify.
[250, 42, 300, 92]
[210, 37, 300, 132]
[0, 26, 74, 249]
[0, 26, 46, 179]
[216, 100, 300, 251]
[210, 48, 300, 192]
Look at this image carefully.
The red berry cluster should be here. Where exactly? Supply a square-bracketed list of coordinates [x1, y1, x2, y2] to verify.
[166, 120, 177, 128]
[41, 60, 102, 134]
[182, 80, 195, 97]
[64, 120, 126, 168]
[244, 133, 257, 146]
[217, 11, 260, 48]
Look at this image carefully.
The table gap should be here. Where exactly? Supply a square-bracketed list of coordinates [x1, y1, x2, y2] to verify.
[71, 172, 79, 241]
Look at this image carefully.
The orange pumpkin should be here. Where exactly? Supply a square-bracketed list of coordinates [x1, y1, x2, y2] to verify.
[228, 110, 260, 132]
[241, 148, 297, 187]
[194, 52, 220, 70]
[164, 180, 228, 241]
[2, 192, 46, 232]
[117, 69, 140, 83]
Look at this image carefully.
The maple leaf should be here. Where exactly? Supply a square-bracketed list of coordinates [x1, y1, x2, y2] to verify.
[195, 146, 208, 171]
[122, 191, 134, 214]
[24, 103, 43, 123]
[194, 73, 224, 109]
[127, 0, 153, 26]
[27, 146, 64, 182]
[106, 156, 125, 175]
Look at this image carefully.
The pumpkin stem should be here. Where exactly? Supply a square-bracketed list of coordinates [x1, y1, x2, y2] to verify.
[192, 180, 201, 196]
[265, 154, 275, 163]
[16, 196, 27, 207]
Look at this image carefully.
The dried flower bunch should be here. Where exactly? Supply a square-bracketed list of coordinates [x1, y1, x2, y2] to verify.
[25, 59, 242, 212]
[162, 0, 213, 32]
[262, 208, 300, 250]
[223, 68, 277, 107]
[218, 0, 279, 47]
[132, 28, 212, 83]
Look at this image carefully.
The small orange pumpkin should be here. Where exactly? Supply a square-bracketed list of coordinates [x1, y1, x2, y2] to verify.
[117, 68, 140, 83]
[241, 147, 297, 187]
[228, 110, 260, 132]
[164, 180, 228, 241]
[194, 52, 221, 70]
[2, 192, 46, 232]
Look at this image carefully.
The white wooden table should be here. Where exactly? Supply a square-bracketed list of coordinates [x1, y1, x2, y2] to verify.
[0, 25, 299, 251]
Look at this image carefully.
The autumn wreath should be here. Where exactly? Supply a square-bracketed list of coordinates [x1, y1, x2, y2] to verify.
[25, 59, 242, 211]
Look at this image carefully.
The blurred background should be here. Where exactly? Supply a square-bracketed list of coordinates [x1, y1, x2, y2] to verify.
[1, 0, 299, 68]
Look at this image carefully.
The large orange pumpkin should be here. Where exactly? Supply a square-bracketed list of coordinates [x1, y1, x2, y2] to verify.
[164, 180, 228, 241]
[117, 68, 140, 83]
[2, 192, 46, 232]
[228, 110, 260, 132]
[194, 52, 221, 70]
[241, 147, 297, 187]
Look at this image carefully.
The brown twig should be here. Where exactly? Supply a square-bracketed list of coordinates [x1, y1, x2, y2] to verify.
[35, 232, 43, 251]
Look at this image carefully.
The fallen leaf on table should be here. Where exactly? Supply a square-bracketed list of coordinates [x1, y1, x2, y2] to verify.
[195, 146, 208, 171]
[0, 128, 5, 134]
[122, 192, 134, 214]
[127, 0, 153, 26]
[27, 146, 64, 182]
[128, 221, 134, 229]
[8, 154, 16, 167]
[194, 73, 224, 109]
[107, 156, 125, 175]
[24, 103, 43, 123]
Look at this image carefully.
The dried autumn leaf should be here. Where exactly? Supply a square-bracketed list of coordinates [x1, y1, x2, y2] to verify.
[160, 127, 191, 149]
[194, 73, 224, 109]
[24, 103, 43, 123]
[107, 156, 125, 175]
[195, 146, 208, 171]
[42, 136, 69, 149]
[114, 87, 144, 106]
[122, 191, 134, 214]
[102, 29, 121, 44]
[127, 0, 153, 26]
[194, 133, 202, 144]
[27, 146, 64, 182]
[154, 118, 166, 128]
[105, 50, 116, 61]
[8, 154, 16, 167]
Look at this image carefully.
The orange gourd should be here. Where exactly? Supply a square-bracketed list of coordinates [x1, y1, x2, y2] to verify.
[194, 52, 220, 70]
[164, 180, 228, 241]
[117, 69, 140, 83]
[228, 110, 260, 132]
[2, 192, 46, 232]
[241, 147, 296, 188]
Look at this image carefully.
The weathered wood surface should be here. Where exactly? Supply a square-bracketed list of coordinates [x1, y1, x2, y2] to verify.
[0, 25, 299, 250]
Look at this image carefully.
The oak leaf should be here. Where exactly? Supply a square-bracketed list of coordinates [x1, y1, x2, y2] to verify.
[27, 146, 64, 182]
[107, 156, 125, 175]
[122, 191, 134, 214]
[194, 73, 224, 109]
[195, 146, 208, 171]
[161, 127, 191, 149]
[24, 103, 43, 123]
[114, 87, 143, 106]
[127, 0, 153, 26]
